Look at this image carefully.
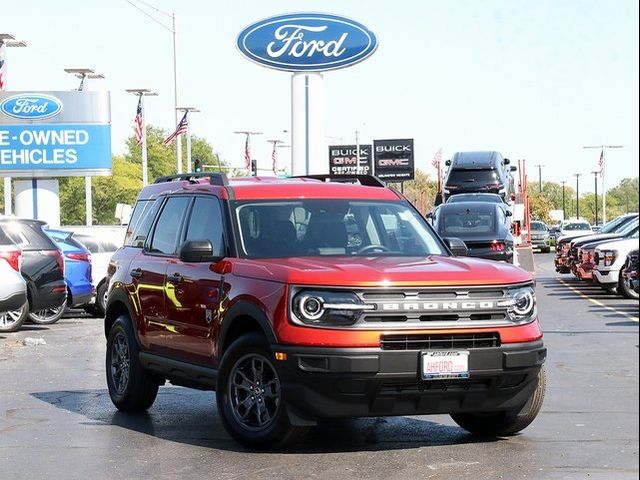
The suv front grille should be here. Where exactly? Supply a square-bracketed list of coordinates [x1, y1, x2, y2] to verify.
[380, 332, 500, 351]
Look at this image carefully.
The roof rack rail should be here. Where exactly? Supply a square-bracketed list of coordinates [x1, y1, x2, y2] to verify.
[294, 174, 386, 188]
[154, 172, 229, 186]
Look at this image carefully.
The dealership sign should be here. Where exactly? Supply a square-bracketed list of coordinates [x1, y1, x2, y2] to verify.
[237, 13, 378, 72]
[373, 139, 415, 181]
[0, 91, 111, 177]
[328, 144, 372, 175]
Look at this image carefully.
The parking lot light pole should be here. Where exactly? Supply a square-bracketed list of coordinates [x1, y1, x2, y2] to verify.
[533, 164, 545, 193]
[176, 107, 200, 173]
[591, 171, 599, 226]
[64, 68, 105, 226]
[560, 181, 567, 220]
[1, 33, 28, 216]
[574, 173, 581, 220]
[127, 89, 158, 186]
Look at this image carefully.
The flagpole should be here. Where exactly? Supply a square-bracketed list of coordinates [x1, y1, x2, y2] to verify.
[583, 144, 623, 224]
[141, 96, 149, 186]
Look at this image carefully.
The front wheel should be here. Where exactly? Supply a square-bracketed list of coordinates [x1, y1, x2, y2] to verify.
[451, 368, 546, 436]
[216, 333, 307, 449]
[28, 300, 66, 325]
[619, 273, 639, 300]
[0, 302, 29, 333]
[106, 315, 159, 412]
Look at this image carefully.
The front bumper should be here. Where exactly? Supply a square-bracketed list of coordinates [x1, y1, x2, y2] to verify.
[274, 340, 546, 423]
[531, 239, 550, 250]
[593, 269, 618, 286]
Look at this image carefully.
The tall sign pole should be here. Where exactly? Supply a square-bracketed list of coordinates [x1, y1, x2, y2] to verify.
[0, 33, 27, 215]
[583, 145, 623, 224]
[236, 14, 378, 177]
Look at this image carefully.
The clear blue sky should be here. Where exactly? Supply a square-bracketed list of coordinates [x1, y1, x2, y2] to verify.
[3, 0, 638, 191]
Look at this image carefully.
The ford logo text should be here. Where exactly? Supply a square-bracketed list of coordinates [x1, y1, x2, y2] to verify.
[237, 13, 378, 72]
[0, 94, 63, 120]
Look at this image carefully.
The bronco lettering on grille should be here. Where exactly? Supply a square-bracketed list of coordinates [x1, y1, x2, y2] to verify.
[381, 301, 495, 311]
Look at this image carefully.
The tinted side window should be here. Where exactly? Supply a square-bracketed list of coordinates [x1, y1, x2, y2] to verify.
[124, 200, 151, 246]
[1, 222, 56, 251]
[149, 197, 191, 255]
[185, 197, 225, 257]
[131, 199, 163, 248]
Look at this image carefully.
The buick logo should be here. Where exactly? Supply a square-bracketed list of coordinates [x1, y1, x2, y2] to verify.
[0, 93, 63, 120]
[237, 13, 378, 72]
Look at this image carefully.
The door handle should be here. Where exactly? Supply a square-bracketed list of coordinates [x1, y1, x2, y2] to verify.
[167, 273, 183, 284]
[130, 268, 142, 279]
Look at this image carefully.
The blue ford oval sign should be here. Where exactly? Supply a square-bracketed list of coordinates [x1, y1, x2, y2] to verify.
[237, 13, 378, 72]
[0, 93, 63, 120]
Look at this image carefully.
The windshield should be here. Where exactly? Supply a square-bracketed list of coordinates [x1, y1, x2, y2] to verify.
[436, 206, 500, 236]
[446, 194, 503, 204]
[234, 200, 447, 258]
[563, 223, 591, 231]
[600, 215, 633, 233]
[619, 218, 639, 236]
[530, 222, 547, 231]
[446, 169, 502, 185]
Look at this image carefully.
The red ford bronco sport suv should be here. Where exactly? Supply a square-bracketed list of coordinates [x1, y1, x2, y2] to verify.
[104, 173, 546, 448]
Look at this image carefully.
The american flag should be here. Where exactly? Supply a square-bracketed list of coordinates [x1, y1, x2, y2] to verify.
[0, 40, 6, 91]
[134, 96, 144, 146]
[244, 136, 251, 169]
[271, 143, 278, 175]
[598, 149, 604, 178]
[164, 112, 188, 146]
[431, 148, 442, 170]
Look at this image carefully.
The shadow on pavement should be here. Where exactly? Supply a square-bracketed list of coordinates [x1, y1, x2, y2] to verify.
[31, 387, 494, 453]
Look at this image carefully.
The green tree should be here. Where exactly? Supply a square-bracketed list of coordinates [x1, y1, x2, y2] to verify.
[401, 169, 438, 215]
[606, 177, 639, 219]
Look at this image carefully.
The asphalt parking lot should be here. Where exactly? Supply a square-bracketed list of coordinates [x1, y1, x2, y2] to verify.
[1, 253, 638, 480]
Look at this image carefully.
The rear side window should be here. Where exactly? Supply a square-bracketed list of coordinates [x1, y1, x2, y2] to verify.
[1, 222, 56, 251]
[185, 197, 225, 257]
[149, 197, 192, 255]
[125, 200, 153, 246]
[128, 199, 163, 248]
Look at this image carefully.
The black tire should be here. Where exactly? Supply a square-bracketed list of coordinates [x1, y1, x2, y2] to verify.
[106, 315, 159, 412]
[216, 333, 307, 449]
[451, 368, 546, 437]
[28, 300, 66, 325]
[542, 247, 551, 253]
[619, 272, 639, 300]
[95, 282, 108, 317]
[0, 301, 29, 333]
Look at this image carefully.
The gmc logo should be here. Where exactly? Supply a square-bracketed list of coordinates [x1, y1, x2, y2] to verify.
[378, 159, 409, 167]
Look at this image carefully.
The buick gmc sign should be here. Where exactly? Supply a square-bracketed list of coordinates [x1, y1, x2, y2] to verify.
[237, 13, 378, 71]
[0, 94, 63, 120]
[373, 139, 415, 181]
[328, 144, 372, 175]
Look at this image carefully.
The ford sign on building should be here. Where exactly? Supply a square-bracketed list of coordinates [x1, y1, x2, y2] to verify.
[237, 13, 378, 71]
[0, 90, 111, 177]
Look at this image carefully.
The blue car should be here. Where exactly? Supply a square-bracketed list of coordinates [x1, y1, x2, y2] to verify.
[45, 229, 94, 308]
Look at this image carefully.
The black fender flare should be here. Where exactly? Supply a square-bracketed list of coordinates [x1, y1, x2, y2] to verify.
[219, 300, 278, 354]
[104, 286, 138, 340]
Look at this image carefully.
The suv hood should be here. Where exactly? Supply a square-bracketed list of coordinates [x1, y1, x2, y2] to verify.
[232, 256, 532, 287]
[595, 238, 640, 254]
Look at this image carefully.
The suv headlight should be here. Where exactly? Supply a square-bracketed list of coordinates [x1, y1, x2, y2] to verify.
[602, 250, 618, 267]
[291, 290, 374, 327]
[497, 285, 537, 322]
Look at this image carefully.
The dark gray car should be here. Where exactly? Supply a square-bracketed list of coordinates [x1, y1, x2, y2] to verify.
[530, 221, 551, 253]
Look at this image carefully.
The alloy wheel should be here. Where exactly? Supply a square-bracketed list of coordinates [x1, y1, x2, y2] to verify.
[228, 353, 281, 431]
[110, 332, 131, 395]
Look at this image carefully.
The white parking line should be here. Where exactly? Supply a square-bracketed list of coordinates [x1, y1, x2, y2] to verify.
[559, 279, 639, 322]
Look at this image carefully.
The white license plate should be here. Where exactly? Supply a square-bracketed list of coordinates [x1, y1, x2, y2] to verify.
[421, 350, 470, 380]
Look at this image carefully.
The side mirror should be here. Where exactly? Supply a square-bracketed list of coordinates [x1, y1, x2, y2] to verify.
[510, 166, 517, 172]
[444, 237, 469, 257]
[179, 240, 217, 263]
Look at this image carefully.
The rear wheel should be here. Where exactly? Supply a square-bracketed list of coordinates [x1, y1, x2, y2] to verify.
[28, 300, 66, 325]
[451, 368, 546, 437]
[0, 302, 29, 333]
[106, 315, 159, 412]
[216, 333, 307, 448]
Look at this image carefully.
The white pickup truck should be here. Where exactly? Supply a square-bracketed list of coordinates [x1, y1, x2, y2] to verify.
[593, 235, 640, 299]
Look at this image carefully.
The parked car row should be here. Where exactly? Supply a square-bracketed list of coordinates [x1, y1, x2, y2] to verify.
[554, 213, 639, 299]
[0, 217, 124, 332]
